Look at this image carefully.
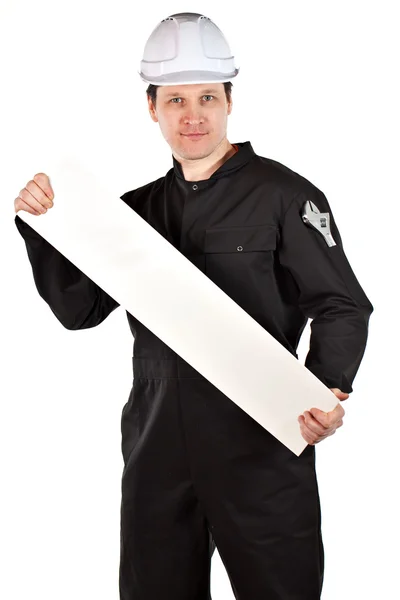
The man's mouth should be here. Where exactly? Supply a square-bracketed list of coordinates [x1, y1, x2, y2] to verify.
[182, 133, 207, 139]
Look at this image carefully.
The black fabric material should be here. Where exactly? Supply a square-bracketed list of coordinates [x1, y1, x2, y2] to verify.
[15, 140, 373, 599]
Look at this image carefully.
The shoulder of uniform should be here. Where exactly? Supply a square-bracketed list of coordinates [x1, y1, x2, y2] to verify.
[119, 175, 166, 208]
[251, 154, 327, 216]
[254, 155, 322, 194]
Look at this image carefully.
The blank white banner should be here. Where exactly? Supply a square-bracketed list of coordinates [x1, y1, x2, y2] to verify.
[18, 156, 339, 456]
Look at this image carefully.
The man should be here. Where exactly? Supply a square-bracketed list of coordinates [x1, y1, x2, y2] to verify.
[14, 12, 373, 600]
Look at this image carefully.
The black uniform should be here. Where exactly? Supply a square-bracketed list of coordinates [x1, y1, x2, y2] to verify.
[15, 141, 373, 600]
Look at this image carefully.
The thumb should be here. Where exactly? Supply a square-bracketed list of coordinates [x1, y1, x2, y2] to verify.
[330, 387, 350, 400]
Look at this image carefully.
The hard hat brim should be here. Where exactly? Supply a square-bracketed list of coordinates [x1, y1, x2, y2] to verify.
[138, 68, 239, 86]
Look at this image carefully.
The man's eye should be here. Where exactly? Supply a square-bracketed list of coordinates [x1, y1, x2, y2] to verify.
[170, 95, 214, 103]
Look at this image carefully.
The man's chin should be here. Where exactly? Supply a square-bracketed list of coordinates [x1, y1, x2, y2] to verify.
[177, 142, 211, 159]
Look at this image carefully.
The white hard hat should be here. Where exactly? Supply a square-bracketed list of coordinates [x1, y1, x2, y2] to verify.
[138, 12, 239, 86]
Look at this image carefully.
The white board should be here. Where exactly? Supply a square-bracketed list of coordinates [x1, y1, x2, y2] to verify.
[17, 157, 340, 456]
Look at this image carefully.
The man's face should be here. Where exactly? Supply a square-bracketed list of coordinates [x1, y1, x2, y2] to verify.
[148, 83, 232, 159]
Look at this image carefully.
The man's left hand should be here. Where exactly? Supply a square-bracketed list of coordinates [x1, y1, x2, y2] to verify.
[298, 388, 349, 445]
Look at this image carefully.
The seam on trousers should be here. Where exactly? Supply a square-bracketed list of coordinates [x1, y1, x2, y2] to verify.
[175, 376, 211, 527]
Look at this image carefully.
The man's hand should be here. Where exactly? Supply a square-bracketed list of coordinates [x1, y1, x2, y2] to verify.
[298, 388, 349, 445]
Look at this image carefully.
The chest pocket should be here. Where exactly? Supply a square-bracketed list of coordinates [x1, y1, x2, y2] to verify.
[204, 224, 278, 313]
[204, 224, 277, 254]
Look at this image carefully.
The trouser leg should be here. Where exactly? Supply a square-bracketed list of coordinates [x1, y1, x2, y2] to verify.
[119, 377, 213, 600]
[179, 377, 325, 600]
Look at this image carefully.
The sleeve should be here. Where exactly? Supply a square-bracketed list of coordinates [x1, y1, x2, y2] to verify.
[277, 187, 374, 393]
[15, 214, 120, 330]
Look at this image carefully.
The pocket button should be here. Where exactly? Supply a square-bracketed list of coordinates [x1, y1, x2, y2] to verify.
[237, 245, 243, 251]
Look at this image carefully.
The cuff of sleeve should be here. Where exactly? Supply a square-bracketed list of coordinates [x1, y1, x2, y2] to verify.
[15, 214, 48, 247]
[305, 363, 353, 394]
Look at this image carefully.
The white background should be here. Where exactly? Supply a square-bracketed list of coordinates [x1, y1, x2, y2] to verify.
[0, 1, 398, 598]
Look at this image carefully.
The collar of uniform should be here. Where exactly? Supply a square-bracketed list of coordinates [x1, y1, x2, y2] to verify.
[172, 141, 255, 182]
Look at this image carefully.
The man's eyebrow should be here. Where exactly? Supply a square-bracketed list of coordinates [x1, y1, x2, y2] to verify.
[164, 89, 220, 98]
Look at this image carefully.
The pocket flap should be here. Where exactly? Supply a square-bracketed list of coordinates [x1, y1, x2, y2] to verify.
[204, 224, 277, 253]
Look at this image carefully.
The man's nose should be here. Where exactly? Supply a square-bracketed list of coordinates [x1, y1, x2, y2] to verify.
[183, 106, 205, 124]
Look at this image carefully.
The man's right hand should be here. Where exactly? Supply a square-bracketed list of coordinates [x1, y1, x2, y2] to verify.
[14, 173, 54, 215]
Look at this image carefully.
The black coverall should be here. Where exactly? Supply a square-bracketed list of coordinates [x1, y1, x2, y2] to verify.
[15, 141, 373, 600]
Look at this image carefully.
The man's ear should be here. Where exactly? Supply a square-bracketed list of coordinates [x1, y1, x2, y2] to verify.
[147, 97, 158, 123]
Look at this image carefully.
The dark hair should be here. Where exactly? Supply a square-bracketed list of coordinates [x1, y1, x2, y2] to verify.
[146, 81, 233, 106]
